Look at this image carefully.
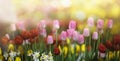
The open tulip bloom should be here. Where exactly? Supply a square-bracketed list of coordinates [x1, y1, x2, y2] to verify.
[0, 18, 120, 61]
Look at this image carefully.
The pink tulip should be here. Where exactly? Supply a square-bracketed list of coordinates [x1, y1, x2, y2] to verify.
[107, 19, 113, 29]
[37, 20, 46, 29]
[53, 20, 60, 30]
[5, 34, 10, 39]
[47, 35, 53, 44]
[67, 29, 74, 38]
[16, 21, 25, 30]
[97, 19, 104, 29]
[69, 20, 76, 29]
[40, 29, 47, 37]
[10, 24, 16, 31]
[72, 31, 79, 41]
[98, 52, 106, 58]
[78, 34, 84, 44]
[92, 32, 98, 40]
[87, 17, 94, 27]
[60, 31, 67, 41]
[83, 28, 90, 37]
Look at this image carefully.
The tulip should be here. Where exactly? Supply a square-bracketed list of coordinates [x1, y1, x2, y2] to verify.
[37, 20, 46, 29]
[67, 29, 74, 38]
[60, 31, 67, 41]
[10, 24, 16, 31]
[87, 17, 94, 27]
[98, 43, 106, 53]
[99, 52, 106, 58]
[63, 46, 68, 57]
[83, 28, 90, 37]
[107, 19, 113, 29]
[16, 21, 25, 31]
[69, 20, 76, 29]
[72, 31, 79, 41]
[81, 44, 85, 52]
[78, 34, 84, 44]
[97, 19, 104, 29]
[15, 57, 21, 61]
[53, 47, 60, 55]
[40, 29, 47, 37]
[53, 20, 60, 30]
[47, 35, 53, 44]
[92, 32, 98, 40]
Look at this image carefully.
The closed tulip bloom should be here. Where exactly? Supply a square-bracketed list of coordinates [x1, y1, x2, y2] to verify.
[99, 52, 106, 58]
[78, 34, 84, 44]
[72, 31, 79, 41]
[60, 31, 67, 41]
[37, 20, 46, 29]
[53, 20, 60, 30]
[92, 32, 98, 40]
[87, 17, 94, 27]
[47, 35, 53, 44]
[16, 21, 25, 31]
[10, 24, 16, 31]
[40, 29, 47, 37]
[67, 29, 74, 38]
[97, 19, 104, 29]
[83, 28, 90, 37]
[107, 19, 113, 29]
[69, 20, 76, 29]
[81, 44, 86, 52]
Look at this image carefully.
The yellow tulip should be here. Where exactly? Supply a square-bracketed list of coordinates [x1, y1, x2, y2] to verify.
[71, 45, 74, 54]
[15, 57, 21, 61]
[76, 44, 80, 56]
[8, 44, 14, 51]
[108, 51, 114, 59]
[0, 48, 2, 55]
[66, 38, 71, 45]
[0, 55, 3, 61]
[58, 45, 62, 54]
[63, 46, 68, 57]
[81, 44, 85, 52]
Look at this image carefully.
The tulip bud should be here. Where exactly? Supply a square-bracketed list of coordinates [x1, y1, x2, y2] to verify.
[10, 24, 16, 31]
[40, 29, 47, 37]
[72, 31, 79, 41]
[97, 19, 104, 29]
[92, 32, 98, 40]
[69, 20, 76, 29]
[107, 19, 113, 29]
[78, 34, 84, 44]
[87, 17, 94, 27]
[37, 20, 46, 29]
[60, 31, 67, 41]
[67, 29, 74, 38]
[53, 20, 60, 30]
[47, 35, 53, 44]
[83, 28, 90, 37]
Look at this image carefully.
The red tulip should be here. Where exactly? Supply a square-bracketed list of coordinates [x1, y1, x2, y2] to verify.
[14, 36, 23, 45]
[21, 31, 31, 39]
[53, 47, 60, 55]
[98, 43, 106, 53]
[105, 40, 112, 49]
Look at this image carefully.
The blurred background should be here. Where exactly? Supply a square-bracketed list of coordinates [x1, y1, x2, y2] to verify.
[0, 0, 120, 38]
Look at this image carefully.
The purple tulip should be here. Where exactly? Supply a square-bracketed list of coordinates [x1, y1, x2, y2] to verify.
[78, 34, 84, 44]
[37, 20, 46, 29]
[40, 29, 47, 37]
[47, 35, 53, 44]
[72, 31, 79, 41]
[97, 19, 104, 29]
[87, 17, 94, 27]
[92, 32, 98, 40]
[67, 29, 74, 38]
[83, 28, 90, 37]
[69, 20, 76, 29]
[107, 19, 113, 29]
[16, 21, 25, 30]
[60, 31, 67, 41]
[53, 20, 60, 30]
